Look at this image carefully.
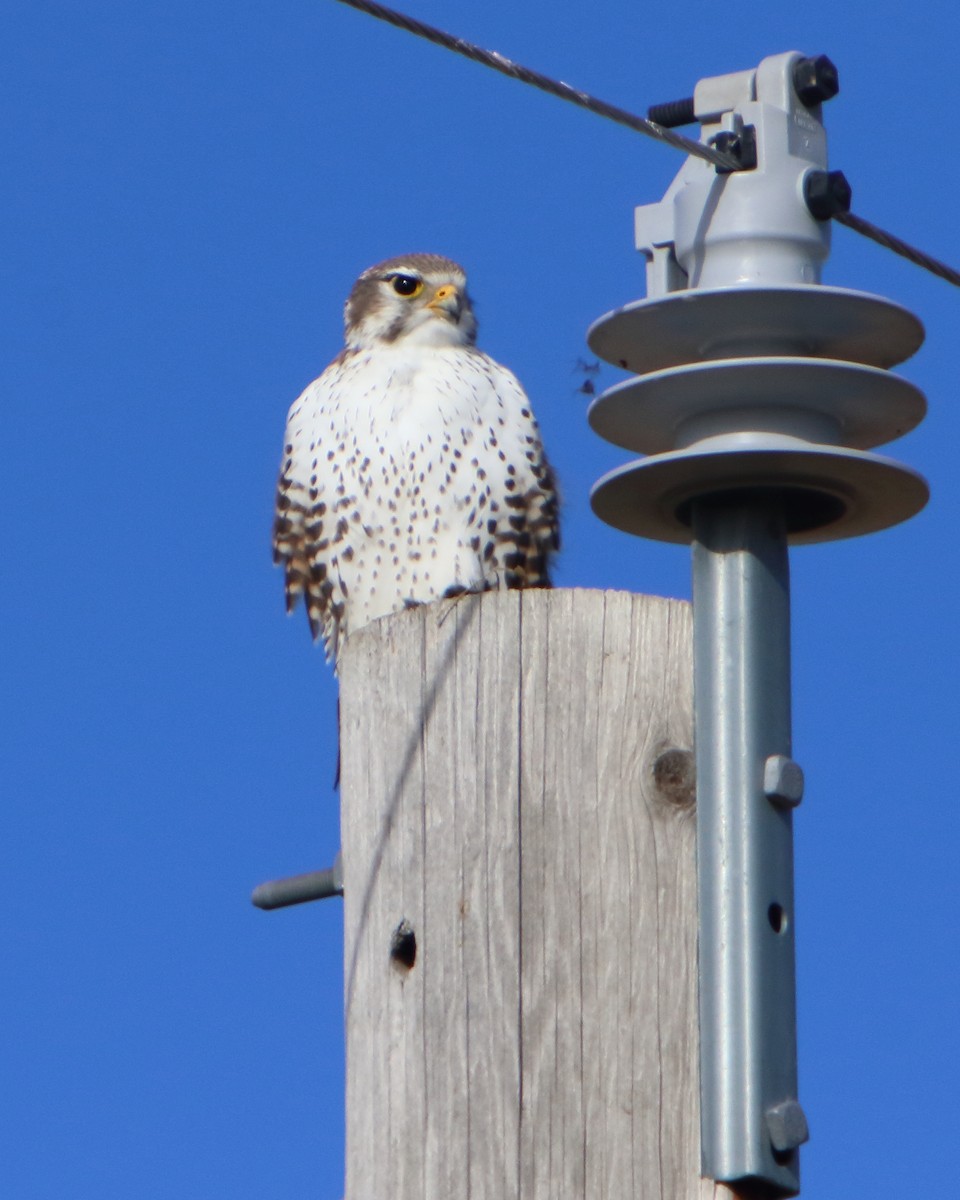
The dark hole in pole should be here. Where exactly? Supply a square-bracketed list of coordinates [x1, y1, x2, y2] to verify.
[390, 919, 417, 970]
[767, 903, 787, 934]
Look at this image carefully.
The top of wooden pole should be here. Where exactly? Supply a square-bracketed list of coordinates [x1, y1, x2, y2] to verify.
[336, 588, 740, 1199]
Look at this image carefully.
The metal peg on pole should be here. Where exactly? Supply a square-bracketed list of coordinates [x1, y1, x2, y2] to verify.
[251, 854, 344, 910]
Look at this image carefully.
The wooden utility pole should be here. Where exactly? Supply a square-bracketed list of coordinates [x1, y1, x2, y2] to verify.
[340, 587, 737, 1199]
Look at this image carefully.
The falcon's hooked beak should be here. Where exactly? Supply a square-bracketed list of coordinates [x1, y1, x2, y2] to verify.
[427, 283, 463, 324]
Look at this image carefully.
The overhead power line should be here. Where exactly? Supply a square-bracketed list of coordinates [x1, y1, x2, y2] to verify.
[332, 0, 960, 290]
[835, 211, 960, 288]
[330, 0, 738, 170]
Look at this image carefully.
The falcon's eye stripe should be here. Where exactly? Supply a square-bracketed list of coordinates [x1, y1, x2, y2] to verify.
[385, 273, 423, 298]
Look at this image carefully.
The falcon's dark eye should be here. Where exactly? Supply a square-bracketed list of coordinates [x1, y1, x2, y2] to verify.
[388, 273, 423, 298]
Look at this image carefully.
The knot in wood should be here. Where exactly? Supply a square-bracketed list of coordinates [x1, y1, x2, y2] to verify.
[652, 748, 696, 809]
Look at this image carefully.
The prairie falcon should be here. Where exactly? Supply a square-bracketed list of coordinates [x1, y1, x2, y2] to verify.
[273, 253, 559, 662]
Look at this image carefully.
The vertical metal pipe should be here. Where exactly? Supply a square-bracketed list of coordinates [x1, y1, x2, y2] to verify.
[692, 494, 806, 1194]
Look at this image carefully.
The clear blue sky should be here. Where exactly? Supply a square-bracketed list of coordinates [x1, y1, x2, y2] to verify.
[3, 1, 958, 1196]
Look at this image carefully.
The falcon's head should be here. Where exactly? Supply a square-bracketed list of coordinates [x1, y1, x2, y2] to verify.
[343, 253, 479, 350]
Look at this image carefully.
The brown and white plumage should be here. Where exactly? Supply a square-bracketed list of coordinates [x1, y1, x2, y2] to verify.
[273, 253, 559, 662]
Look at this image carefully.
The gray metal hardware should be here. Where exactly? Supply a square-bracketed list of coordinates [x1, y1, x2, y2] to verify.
[587, 50, 927, 1194]
[764, 755, 805, 809]
[692, 496, 804, 1188]
[251, 853, 344, 910]
[766, 1100, 811, 1154]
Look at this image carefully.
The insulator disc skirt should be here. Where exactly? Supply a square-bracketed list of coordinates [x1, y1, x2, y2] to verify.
[588, 286, 924, 376]
[591, 443, 929, 545]
[588, 356, 926, 455]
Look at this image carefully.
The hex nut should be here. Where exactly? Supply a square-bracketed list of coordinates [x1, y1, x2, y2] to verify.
[805, 169, 853, 220]
[766, 1099, 810, 1152]
[793, 55, 840, 106]
[763, 755, 804, 808]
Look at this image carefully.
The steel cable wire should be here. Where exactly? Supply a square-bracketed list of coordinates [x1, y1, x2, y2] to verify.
[333, 0, 960, 290]
[835, 211, 960, 288]
[331, 0, 739, 170]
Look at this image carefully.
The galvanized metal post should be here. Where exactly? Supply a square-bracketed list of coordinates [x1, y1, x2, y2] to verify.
[691, 495, 804, 1185]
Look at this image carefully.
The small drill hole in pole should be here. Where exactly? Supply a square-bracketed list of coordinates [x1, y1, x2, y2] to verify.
[768, 903, 787, 934]
[390, 919, 417, 970]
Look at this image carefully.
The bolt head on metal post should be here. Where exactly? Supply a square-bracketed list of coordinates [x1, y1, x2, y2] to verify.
[766, 1100, 811, 1153]
[710, 125, 758, 174]
[805, 169, 853, 220]
[764, 755, 805, 808]
[792, 55, 840, 106]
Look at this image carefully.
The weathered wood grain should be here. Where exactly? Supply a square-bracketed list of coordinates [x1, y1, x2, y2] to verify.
[340, 588, 729, 1199]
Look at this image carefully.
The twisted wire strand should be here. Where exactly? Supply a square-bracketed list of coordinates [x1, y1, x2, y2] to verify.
[836, 211, 960, 289]
[331, 0, 738, 170]
[333, 0, 960, 290]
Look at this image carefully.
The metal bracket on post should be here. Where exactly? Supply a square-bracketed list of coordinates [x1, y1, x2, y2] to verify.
[251, 852, 344, 910]
[587, 51, 928, 1195]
